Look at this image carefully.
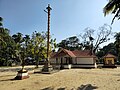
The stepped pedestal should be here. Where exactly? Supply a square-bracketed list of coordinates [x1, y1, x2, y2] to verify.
[15, 69, 29, 80]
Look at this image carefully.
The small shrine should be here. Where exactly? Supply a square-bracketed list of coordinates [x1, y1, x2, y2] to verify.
[103, 53, 117, 68]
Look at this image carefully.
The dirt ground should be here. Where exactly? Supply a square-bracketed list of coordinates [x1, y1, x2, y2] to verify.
[0, 67, 120, 90]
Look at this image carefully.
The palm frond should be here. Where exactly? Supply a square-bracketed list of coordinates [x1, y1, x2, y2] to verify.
[111, 8, 120, 24]
[104, 0, 120, 24]
[0, 17, 3, 21]
[104, 0, 115, 16]
[0, 22, 3, 26]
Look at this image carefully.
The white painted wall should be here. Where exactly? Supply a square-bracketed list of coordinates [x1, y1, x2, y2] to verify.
[50, 57, 97, 68]
[76, 58, 94, 64]
[72, 64, 96, 68]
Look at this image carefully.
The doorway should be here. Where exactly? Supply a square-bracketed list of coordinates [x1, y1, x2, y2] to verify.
[108, 60, 112, 65]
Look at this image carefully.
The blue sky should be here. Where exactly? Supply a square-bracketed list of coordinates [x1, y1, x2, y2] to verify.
[0, 0, 120, 46]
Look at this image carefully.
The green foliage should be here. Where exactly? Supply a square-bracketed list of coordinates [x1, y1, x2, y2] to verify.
[57, 36, 82, 51]
[0, 19, 15, 66]
[104, 0, 120, 24]
[114, 32, 120, 61]
[58, 24, 112, 53]
[0, 17, 56, 67]
[29, 31, 56, 67]
[96, 32, 120, 63]
[30, 31, 47, 67]
[96, 43, 116, 59]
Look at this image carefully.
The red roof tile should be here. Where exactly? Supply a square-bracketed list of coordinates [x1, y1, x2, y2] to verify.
[63, 49, 76, 57]
[72, 50, 96, 58]
[51, 48, 96, 58]
[50, 49, 74, 58]
[104, 53, 116, 58]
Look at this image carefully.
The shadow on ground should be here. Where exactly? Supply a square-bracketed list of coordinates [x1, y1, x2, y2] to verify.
[0, 76, 24, 82]
[77, 84, 98, 90]
[41, 87, 54, 90]
[0, 78, 15, 82]
[41, 84, 98, 90]
[41, 87, 66, 90]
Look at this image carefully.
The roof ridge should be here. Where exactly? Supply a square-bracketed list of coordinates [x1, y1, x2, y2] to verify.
[63, 49, 76, 57]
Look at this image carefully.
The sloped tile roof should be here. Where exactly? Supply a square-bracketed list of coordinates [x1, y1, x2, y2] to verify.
[63, 49, 76, 57]
[51, 48, 76, 58]
[51, 48, 96, 58]
[72, 50, 96, 58]
[104, 53, 117, 58]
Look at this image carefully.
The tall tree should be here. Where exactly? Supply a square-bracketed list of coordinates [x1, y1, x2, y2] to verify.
[29, 31, 57, 67]
[114, 32, 120, 62]
[79, 24, 112, 53]
[104, 0, 120, 24]
[31, 31, 47, 68]
[96, 43, 116, 59]
[57, 36, 82, 51]
[0, 17, 15, 66]
[12, 32, 24, 67]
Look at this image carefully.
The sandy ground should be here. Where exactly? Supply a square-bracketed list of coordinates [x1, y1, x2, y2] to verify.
[1, 67, 120, 90]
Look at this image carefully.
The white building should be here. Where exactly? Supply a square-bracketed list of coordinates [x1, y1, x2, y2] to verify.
[50, 48, 97, 69]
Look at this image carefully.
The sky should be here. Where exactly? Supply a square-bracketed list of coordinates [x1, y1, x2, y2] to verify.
[0, 0, 120, 47]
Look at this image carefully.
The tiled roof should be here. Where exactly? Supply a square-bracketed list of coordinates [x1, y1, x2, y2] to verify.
[51, 48, 96, 58]
[104, 53, 116, 58]
[63, 49, 76, 57]
[72, 50, 96, 58]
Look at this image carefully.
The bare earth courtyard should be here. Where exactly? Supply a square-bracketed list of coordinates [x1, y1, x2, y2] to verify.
[1, 67, 120, 90]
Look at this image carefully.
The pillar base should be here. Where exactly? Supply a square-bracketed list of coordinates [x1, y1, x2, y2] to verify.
[42, 65, 53, 74]
[14, 69, 29, 80]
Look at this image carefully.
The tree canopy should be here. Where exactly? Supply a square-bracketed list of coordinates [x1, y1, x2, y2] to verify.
[57, 36, 82, 51]
[57, 24, 113, 53]
[0, 17, 56, 67]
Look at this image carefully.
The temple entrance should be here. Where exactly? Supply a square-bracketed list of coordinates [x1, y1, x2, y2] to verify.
[64, 57, 72, 64]
[108, 60, 112, 65]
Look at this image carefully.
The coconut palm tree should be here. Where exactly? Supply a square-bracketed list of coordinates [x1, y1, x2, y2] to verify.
[104, 0, 120, 24]
[12, 33, 24, 67]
